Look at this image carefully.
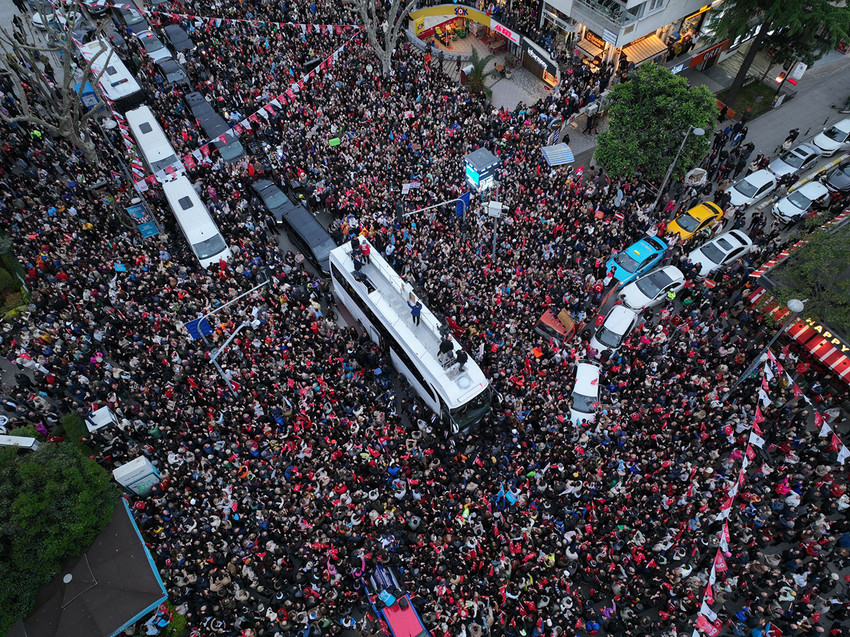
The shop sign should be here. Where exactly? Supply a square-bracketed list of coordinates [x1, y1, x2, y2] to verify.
[688, 39, 729, 68]
[584, 30, 606, 49]
[522, 39, 558, 77]
[804, 317, 850, 353]
[409, 4, 491, 28]
[684, 4, 712, 21]
[491, 19, 521, 45]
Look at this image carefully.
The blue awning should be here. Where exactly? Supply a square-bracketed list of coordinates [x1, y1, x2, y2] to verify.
[541, 143, 575, 166]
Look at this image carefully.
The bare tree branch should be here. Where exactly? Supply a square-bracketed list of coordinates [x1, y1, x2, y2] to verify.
[343, 0, 417, 76]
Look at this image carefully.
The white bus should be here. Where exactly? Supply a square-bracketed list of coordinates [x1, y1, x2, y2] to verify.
[329, 239, 491, 432]
[125, 105, 184, 176]
[76, 38, 145, 112]
[162, 176, 232, 269]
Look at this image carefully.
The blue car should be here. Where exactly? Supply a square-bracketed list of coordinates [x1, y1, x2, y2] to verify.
[606, 236, 667, 285]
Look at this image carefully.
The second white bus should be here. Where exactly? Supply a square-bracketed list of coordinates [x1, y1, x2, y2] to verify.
[162, 176, 232, 269]
[125, 105, 184, 176]
[76, 38, 145, 112]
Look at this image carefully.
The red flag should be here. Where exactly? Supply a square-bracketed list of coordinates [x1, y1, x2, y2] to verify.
[745, 444, 756, 460]
[704, 584, 714, 605]
[714, 550, 728, 573]
[696, 614, 721, 637]
[753, 406, 765, 427]
[814, 411, 825, 426]
[183, 154, 196, 169]
[831, 433, 842, 452]
[761, 374, 770, 392]
[792, 383, 801, 399]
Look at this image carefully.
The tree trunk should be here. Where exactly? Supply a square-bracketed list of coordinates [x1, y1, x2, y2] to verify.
[724, 20, 772, 107]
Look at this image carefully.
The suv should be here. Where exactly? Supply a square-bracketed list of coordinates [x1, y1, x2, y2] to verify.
[112, 6, 149, 34]
[183, 92, 246, 164]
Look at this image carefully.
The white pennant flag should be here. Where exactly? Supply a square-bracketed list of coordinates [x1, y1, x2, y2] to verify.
[820, 422, 832, 438]
[727, 482, 739, 499]
[838, 446, 850, 466]
[758, 388, 771, 407]
[764, 363, 775, 382]
[741, 455, 750, 471]
[701, 602, 718, 622]
[709, 565, 717, 585]
[748, 431, 765, 448]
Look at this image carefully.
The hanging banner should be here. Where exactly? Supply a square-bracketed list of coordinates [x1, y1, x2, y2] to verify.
[126, 203, 159, 238]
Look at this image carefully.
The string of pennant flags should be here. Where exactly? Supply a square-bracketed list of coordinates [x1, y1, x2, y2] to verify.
[692, 351, 849, 636]
[133, 29, 361, 192]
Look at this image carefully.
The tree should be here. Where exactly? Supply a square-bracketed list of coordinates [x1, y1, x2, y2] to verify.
[768, 225, 850, 335]
[465, 47, 500, 96]
[344, 0, 418, 76]
[0, 3, 112, 163]
[708, 0, 850, 107]
[595, 63, 716, 183]
[0, 425, 119, 634]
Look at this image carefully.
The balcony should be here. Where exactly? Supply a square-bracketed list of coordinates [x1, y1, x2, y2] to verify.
[571, 0, 638, 36]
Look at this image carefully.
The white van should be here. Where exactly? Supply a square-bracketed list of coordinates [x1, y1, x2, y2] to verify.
[125, 105, 184, 176]
[162, 176, 232, 268]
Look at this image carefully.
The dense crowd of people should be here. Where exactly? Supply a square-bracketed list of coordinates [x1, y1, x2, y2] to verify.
[2, 1, 850, 637]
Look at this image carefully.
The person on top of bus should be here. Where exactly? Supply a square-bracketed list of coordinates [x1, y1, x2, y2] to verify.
[360, 240, 371, 264]
[407, 299, 422, 325]
[352, 254, 364, 272]
[438, 334, 454, 362]
[455, 350, 468, 371]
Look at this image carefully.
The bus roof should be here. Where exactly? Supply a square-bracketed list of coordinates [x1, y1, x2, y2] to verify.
[77, 38, 141, 102]
[329, 240, 488, 408]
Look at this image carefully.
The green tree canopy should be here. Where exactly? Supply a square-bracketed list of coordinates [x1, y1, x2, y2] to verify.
[769, 225, 850, 335]
[0, 427, 119, 634]
[595, 63, 716, 182]
[709, 0, 850, 105]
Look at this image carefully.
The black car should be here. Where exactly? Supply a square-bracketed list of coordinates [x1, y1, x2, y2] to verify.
[183, 92, 246, 164]
[162, 24, 194, 54]
[155, 59, 189, 87]
[824, 159, 850, 194]
[251, 179, 301, 225]
[112, 6, 149, 34]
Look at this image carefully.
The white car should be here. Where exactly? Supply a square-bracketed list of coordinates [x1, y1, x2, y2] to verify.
[772, 181, 830, 224]
[570, 362, 600, 426]
[619, 265, 686, 310]
[768, 143, 821, 179]
[32, 8, 82, 31]
[812, 118, 850, 157]
[589, 305, 640, 357]
[135, 30, 173, 63]
[727, 170, 777, 208]
[687, 230, 753, 277]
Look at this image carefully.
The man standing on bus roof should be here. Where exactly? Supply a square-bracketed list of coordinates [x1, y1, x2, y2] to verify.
[438, 334, 454, 362]
[360, 240, 371, 264]
[407, 299, 422, 325]
[455, 350, 468, 371]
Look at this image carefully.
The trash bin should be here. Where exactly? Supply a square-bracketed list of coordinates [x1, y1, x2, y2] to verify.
[460, 64, 473, 85]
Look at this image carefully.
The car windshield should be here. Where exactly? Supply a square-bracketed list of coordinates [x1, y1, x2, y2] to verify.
[218, 140, 245, 162]
[786, 191, 812, 210]
[734, 178, 759, 198]
[700, 242, 726, 264]
[144, 37, 164, 52]
[262, 189, 288, 208]
[595, 325, 621, 348]
[126, 10, 146, 26]
[778, 150, 805, 168]
[194, 234, 228, 260]
[636, 270, 672, 298]
[824, 126, 848, 142]
[676, 213, 700, 233]
[614, 251, 639, 273]
[572, 392, 596, 413]
[450, 386, 491, 428]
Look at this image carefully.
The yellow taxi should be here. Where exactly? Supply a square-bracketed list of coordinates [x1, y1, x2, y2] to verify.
[667, 202, 724, 241]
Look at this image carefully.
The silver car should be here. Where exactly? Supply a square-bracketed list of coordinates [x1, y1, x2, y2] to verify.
[768, 143, 821, 179]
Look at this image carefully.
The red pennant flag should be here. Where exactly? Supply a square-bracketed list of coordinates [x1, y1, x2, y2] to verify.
[714, 550, 728, 572]
[831, 433, 842, 452]
[704, 584, 714, 605]
[249, 113, 261, 124]
[814, 411, 825, 426]
[753, 406, 765, 427]
[286, 89, 296, 100]
[217, 133, 228, 145]
[234, 124, 243, 134]
[183, 154, 196, 169]
[264, 104, 276, 114]
[200, 145, 210, 157]
[792, 383, 801, 399]
[696, 614, 721, 637]
[761, 375, 770, 392]
[745, 444, 756, 460]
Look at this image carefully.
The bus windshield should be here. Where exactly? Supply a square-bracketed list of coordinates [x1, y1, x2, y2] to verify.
[451, 386, 492, 428]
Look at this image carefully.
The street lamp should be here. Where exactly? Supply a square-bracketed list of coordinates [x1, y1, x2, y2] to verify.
[652, 124, 705, 213]
[723, 298, 805, 400]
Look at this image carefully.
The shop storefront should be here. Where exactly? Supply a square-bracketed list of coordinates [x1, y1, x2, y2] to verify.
[619, 31, 668, 66]
[521, 38, 559, 87]
[576, 28, 609, 67]
[489, 18, 522, 57]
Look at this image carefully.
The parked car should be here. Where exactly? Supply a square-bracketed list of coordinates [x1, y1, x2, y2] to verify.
[135, 30, 173, 63]
[812, 118, 850, 157]
[112, 6, 149, 34]
[772, 181, 830, 224]
[667, 202, 724, 241]
[619, 265, 686, 310]
[570, 362, 600, 426]
[823, 159, 850, 194]
[155, 59, 189, 87]
[768, 143, 821, 179]
[589, 305, 641, 357]
[727, 170, 777, 208]
[251, 179, 302, 225]
[80, 0, 109, 16]
[183, 92, 246, 163]
[687, 230, 754, 277]
[32, 8, 83, 31]
[162, 24, 194, 54]
[605, 236, 667, 286]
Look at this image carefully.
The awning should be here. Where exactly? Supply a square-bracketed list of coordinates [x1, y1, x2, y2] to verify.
[621, 33, 667, 63]
[748, 286, 850, 386]
[577, 36, 604, 59]
[541, 143, 575, 166]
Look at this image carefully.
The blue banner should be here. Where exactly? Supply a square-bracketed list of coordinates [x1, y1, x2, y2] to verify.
[126, 203, 159, 238]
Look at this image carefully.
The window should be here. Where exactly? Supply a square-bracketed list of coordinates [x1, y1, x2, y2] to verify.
[178, 196, 192, 210]
[628, 2, 645, 19]
[648, 0, 664, 11]
[139, 123, 152, 134]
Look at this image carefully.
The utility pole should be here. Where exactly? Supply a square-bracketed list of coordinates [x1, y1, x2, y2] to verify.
[487, 200, 504, 261]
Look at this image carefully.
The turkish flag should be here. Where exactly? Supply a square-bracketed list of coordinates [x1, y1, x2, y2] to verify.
[765, 623, 783, 637]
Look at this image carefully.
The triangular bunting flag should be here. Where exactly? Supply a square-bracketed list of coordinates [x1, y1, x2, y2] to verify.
[714, 550, 728, 572]
[838, 445, 850, 466]
[748, 431, 765, 448]
[830, 433, 842, 452]
[753, 407, 765, 427]
[819, 422, 832, 437]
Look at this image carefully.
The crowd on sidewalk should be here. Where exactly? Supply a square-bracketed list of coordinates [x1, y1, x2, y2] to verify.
[2, 2, 850, 637]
